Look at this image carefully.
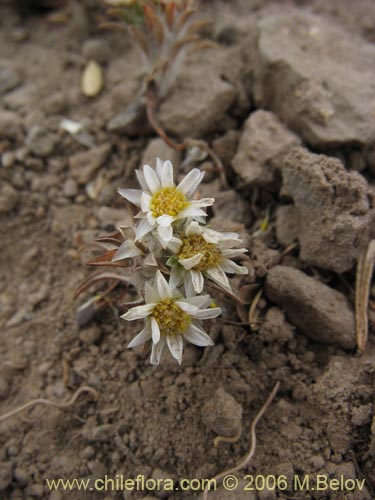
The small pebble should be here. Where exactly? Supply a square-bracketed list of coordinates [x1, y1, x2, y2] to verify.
[63, 178, 79, 198]
[81, 60, 104, 97]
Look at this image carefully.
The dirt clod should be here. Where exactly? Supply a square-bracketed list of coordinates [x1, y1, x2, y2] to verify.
[265, 266, 356, 349]
[202, 387, 243, 438]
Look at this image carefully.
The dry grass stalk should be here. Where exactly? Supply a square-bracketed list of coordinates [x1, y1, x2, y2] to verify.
[356, 239, 375, 352]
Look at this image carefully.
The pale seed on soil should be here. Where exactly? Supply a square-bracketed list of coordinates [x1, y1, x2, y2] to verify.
[81, 60, 104, 97]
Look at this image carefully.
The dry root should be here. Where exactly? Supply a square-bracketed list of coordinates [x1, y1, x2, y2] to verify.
[0, 386, 98, 424]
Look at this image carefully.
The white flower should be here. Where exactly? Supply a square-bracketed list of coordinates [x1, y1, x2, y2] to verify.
[169, 221, 248, 296]
[122, 271, 221, 365]
[118, 158, 214, 247]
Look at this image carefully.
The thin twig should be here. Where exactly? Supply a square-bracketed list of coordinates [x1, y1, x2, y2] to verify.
[0, 386, 99, 424]
[146, 82, 186, 151]
[202, 381, 280, 500]
[356, 240, 375, 352]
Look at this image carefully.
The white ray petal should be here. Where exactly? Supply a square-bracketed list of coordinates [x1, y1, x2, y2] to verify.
[175, 301, 199, 315]
[150, 337, 166, 365]
[158, 223, 173, 245]
[185, 220, 202, 236]
[121, 303, 155, 320]
[219, 238, 245, 249]
[191, 270, 204, 293]
[177, 206, 207, 220]
[201, 228, 221, 244]
[135, 218, 154, 240]
[190, 198, 215, 208]
[205, 266, 231, 290]
[112, 240, 144, 261]
[146, 211, 156, 226]
[141, 192, 152, 212]
[166, 236, 182, 253]
[166, 335, 183, 364]
[156, 157, 164, 178]
[177, 168, 204, 197]
[183, 294, 211, 308]
[220, 259, 248, 274]
[136, 169, 149, 192]
[118, 188, 142, 207]
[151, 316, 161, 343]
[145, 281, 161, 303]
[155, 270, 172, 299]
[221, 248, 248, 258]
[127, 325, 151, 348]
[161, 160, 174, 187]
[192, 307, 222, 320]
[157, 214, 175, 227]
[183, 324, 214, 347]
[178, 253, 203, 270]
[143, 164, 161, 194]
[184, 273, 196, 297]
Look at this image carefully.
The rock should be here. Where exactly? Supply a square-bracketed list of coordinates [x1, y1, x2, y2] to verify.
[281, 147, 374, 273]
[0, 182, 18, 213]
[212, 129, 240, 167]
[26, 126, 58, 157]
[202, 387, 242, 438]
[69, 144, 111, 184]
[0, 110, 22, 141]
[232, 110, 300, 189]
[141, 138, 181, 171]
[63, 178, 79, 198]
[1, 151, 16, 168]
[275, 205, 300, 247]
[251, 8, 375, 147]
[159, 51, 237, 139]
[31, 173, 59, 191]
[265, 266, 356, 349]
[0, 62, 21, 95]
[213, 189, 251, 224]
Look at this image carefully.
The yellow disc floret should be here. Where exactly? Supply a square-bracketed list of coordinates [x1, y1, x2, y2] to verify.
[150, 187, 189, 218]
[152, 299, 191, 336]
[178, 234, 222, 271]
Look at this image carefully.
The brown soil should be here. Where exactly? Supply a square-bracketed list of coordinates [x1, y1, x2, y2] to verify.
[0, 1, 374, 500]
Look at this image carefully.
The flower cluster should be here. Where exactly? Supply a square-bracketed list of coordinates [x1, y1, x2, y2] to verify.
[114, 158, 248, 365]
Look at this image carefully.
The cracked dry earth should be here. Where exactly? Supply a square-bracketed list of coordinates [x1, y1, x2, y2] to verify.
[0, 1, 375, 499]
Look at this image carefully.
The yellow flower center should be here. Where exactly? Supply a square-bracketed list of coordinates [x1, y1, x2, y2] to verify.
[150, 187, 189, 218]
[152, 299, 191, 337]
[178, 234, 222, 271]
